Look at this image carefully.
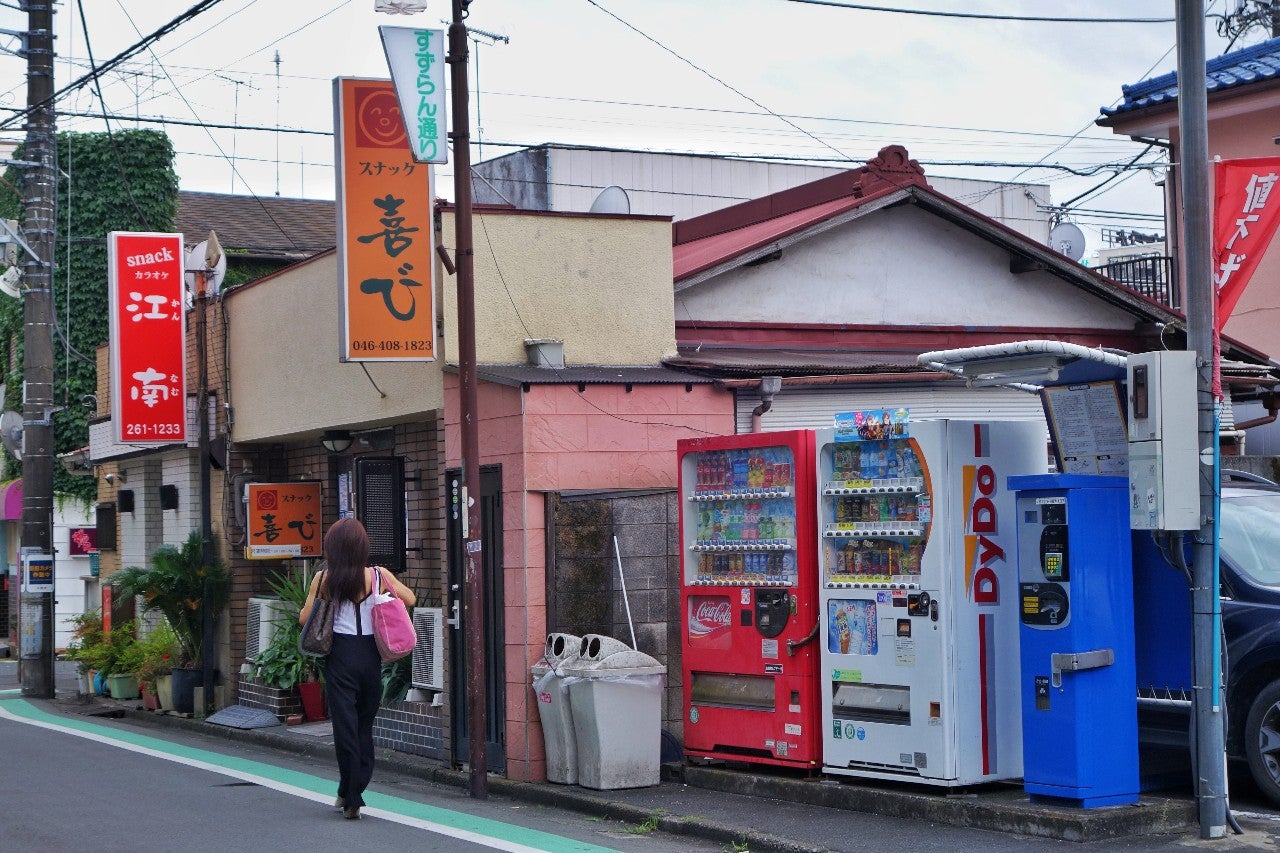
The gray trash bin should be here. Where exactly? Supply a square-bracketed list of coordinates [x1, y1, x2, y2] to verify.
[531, 632, 581, 784]
[562, 635, 666, 790]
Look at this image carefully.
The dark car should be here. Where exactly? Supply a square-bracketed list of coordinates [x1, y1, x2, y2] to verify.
[1135, 472, 1280, 805]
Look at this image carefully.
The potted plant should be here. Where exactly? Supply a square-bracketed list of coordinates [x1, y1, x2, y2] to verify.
[63, 610, 105, 696]
[250, 567, 325, 721]
[106, 624, 145, 700]
[110, 531, 230, 714]
[136, 621, 179, 711]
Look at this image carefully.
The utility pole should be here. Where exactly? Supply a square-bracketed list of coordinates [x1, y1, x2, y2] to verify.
[19, 0, 57, 700]
[447, 0, 487, 800]
[196, 233, 222, 717]
[1175, 0, 1227, 839]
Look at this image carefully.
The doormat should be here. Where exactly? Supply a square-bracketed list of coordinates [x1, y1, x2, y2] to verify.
[205, 705, 282, 729]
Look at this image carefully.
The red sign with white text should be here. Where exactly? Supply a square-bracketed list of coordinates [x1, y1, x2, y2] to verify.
[1214, 158, 1280, 333]
[108, 232, 187, 444]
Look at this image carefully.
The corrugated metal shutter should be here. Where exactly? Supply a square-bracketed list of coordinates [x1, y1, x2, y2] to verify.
[735, 384, 1046, 433]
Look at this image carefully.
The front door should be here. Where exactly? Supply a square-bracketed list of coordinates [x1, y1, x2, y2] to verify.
[447, 465, 505, 772]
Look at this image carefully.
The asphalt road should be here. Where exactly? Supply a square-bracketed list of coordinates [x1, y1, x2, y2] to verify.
[5, 659, 1280, 852]
[0, 686, 726, 852]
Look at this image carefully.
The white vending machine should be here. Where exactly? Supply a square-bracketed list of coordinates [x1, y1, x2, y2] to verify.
[816, 415, 1046, 786]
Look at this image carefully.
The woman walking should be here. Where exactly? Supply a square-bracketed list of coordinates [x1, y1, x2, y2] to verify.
[299, 517, 416, 820]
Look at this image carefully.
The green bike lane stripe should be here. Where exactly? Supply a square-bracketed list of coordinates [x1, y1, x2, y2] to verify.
[0, 698, 618, 853]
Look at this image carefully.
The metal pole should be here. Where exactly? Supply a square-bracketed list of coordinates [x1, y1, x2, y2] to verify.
[448, 0, 487, 800]
[20, 0, 56, 700]
[1175, 0, 1227, 838]
[196, 270, 214, 716]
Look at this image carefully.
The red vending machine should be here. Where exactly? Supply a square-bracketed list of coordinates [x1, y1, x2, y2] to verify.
[678, 430, 820, 769]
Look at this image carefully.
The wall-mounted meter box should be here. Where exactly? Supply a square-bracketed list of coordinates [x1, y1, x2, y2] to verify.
[1126, 351, 1198, 530]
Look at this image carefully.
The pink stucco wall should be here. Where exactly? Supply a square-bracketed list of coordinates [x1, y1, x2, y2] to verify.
[445, 375, 733, 780]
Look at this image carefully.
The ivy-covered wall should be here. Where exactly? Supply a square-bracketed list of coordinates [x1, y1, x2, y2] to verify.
[0, 129, 179, 503]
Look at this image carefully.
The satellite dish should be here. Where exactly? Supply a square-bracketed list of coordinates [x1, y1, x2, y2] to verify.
[183, 233, 227, 299]
[1, 410, 23, 461]
[588, 185, 631, 215]
[1049, 222, 1086, 262]
[0, 266, 22, 299]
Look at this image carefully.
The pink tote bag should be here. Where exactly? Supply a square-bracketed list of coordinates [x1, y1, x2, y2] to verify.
[370, 567, 416, 662]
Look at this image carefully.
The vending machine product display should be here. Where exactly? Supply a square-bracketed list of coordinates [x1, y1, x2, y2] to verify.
[816, 416, 1046, 786]
[678, 430, 820, 769]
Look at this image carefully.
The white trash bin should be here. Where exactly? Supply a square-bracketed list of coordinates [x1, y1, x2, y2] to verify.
[531, 633, 582, 784]
[562, 635, 666, 790]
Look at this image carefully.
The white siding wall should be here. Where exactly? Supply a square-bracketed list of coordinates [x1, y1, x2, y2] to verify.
[52, 498, 93, 649]
[735, 385, 1046, 434]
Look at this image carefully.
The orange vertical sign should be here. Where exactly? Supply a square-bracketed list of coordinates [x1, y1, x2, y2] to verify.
[335, 77, 436, 362]
[246, 481, 324, 559]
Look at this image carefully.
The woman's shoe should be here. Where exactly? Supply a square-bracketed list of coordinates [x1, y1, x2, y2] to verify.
[334, 797, 344, 810]
[343, 806, 361, 820]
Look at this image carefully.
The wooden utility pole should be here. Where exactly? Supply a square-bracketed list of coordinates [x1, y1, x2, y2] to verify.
[447, 0, 487, 800]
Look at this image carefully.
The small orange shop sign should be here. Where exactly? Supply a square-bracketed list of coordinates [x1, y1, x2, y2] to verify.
[334, 77, 436, 363]
[245, 481, 323, 560]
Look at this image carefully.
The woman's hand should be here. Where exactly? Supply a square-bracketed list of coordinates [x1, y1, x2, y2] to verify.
[299, 571, 323, 626]
[377, 566, 417, 608]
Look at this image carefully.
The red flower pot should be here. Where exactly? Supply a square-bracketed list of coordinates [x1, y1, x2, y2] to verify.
[298, 680, 326, 722]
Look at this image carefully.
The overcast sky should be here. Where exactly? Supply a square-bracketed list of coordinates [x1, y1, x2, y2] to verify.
[0, 1, 1259, 255]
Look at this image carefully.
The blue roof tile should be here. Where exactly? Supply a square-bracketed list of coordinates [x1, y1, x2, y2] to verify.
[1100, 36, 1280, 117]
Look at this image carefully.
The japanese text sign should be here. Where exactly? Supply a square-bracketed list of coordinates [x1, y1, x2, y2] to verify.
[245, 481, 322, 560]
[107, 232, 188, 444]
[1214, 157, 1280, 333]
[334, 77, 437, 363]
[379, 26, 448, 164]
[23, 552, 52, 593]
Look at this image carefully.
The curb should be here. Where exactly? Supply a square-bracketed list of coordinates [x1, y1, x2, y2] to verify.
[51, 697, 1198, 848]
[100, 703, 820, 852]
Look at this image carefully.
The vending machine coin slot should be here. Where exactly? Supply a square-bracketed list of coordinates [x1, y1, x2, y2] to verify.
[1020, 582, 1069, 627]
[907, 591, 930, 617]
[755, 589, 790, 638]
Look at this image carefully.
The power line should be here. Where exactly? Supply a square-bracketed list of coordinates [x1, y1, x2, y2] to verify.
[781, 0, 1175, 24]
[0, 106, 332, 136]
[0, 0, 231, 131]
[585, 0, 853, 162]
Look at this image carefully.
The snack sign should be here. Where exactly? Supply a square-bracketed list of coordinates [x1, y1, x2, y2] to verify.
[334, 77, 437, 363]
[107, 232, 187, 445]
[246, 481, 323, 560]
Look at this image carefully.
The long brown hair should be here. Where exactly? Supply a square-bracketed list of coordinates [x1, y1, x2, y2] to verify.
[322, 517, 370, 606]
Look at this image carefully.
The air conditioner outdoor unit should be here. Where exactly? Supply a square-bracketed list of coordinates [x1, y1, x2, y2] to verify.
[245, 596, 287, 662]
[411, 607, 444, 691]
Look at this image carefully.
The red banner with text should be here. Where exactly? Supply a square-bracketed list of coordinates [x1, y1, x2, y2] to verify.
[108, 232, 187, 445]
[1214, 158, 1280, 333]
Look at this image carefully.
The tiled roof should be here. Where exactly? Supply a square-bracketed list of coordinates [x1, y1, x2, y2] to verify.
[177, 191, 335, 259]
[1100, 36, 1280, 118]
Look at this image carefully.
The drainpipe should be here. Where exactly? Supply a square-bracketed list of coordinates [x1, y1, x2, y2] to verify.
[1234, 392, 1280, 431]
[751, 376, 783, 433]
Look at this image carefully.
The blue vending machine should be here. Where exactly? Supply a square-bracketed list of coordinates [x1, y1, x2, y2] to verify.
[1009, 474, 1138, 807]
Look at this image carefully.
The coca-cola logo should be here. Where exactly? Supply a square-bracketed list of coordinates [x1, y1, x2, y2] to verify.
[689, 595, 733, 643]
[693, 600, 732, 627]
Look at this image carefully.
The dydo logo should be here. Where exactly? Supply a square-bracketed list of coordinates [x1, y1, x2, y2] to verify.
[962, 423, 1006, 606]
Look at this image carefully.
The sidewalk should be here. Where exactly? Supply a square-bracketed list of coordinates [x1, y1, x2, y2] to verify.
[31, 686, 1271, 851]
